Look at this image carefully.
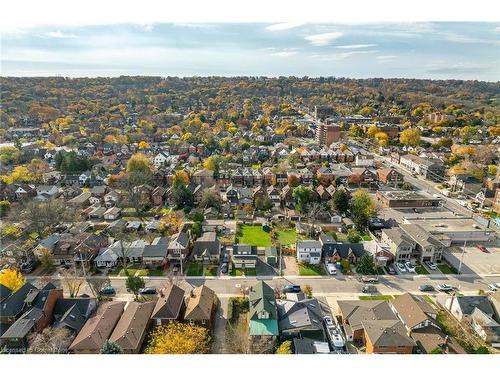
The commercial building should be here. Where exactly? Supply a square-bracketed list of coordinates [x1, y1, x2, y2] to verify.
[376, 190, 442, 209]
[316, 123, 340, 146]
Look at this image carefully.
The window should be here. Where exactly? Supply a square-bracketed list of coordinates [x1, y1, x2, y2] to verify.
[202, 320, 206, 325]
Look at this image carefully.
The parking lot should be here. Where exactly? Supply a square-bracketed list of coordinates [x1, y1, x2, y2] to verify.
[443, 240, 500, 275]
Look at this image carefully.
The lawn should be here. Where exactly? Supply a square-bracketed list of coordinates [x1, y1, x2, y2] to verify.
[230, 267, 256, 276]
[359, 295, 394, 301]
[148, 268, 165, 276]
[415, 263, 430, 275]
[277, 229, 297, 246]
[204, 265, 218, 277]
[230, 268, 243, 276]
[361, 235, 372, 241]
[236, 224, 272, 247]
[186, 262, 203, 276]
[109, 265, 143, 276]
[438, 263, 458, 274]
[298, 263, 326, 276]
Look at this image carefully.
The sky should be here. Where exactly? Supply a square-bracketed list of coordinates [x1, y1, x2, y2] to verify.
[1, 22, 499, 80]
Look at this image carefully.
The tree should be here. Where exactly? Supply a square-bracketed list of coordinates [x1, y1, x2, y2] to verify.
[40, 249, 55, 272]
[292, 186, 314, 213]
[171, 179, 193, 209]
[332, 189, 349, 215]
[126, 274, 145, 300]
[347, 229, 362, 243]
[276, 340, 292, 354]
[27, 327, 74, 354]
[138, 141, 150, 150]
[200, 190, 222, 211]
[191, 222, 202, 238]
[0, 200, 11, 217]
[122, 170, 153, 216]
[303, 284, 313, 298]
[366, 125, 379, 138]
[145, 322, 210, 354]
[356, 253, 376, 275]
[255, 196, 273, 211]
[399, 128, 421, 147]
[17, 199, 77, 236]
[101, 340, 123, 354]
[61, 269, 84, 298]
[375, 132, 389, 146]
[174, 170, 190, 185]
[350, 189, 375, 231]
[86, 275, 111, 301]
[0, 268, 25, 292]
[287, 174, 300, 188]
[126, 153, 152, 175]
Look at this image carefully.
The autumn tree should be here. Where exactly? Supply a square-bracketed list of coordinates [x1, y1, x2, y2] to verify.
[350, 189, 375, 231]
[61, 269, 84, 298]
[40, 249, 56, 272]
[27, 327, 74, 354]
[303, 284, 313, 298]
[399, 128, 421, 147]
[126, 153, 152, 175]
[276, 340, 293, 354]
[145, 322, 211, 354]
[375, 132, 389, 146]
[366, 125, 379, 138]
[17, 199, 77, 236]
[0, 268, 25, 292]
[126, 274, 145, 300]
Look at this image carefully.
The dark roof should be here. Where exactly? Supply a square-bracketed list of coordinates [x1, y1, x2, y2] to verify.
[0, 284, 12, 301]
[0, 283, 36, 318]
[143, 237, 169, 258]
[322, 242, 365, 258]
[1, 308, 43, 340]
[184, 285, 215, 321]
[277, 296, 324, 338]
[293, 338, 330, 354]
[53, 298, 97, 333]
[362, 320, 415, 348]
[151, 284, 185, 320]
[455, 296, 494, 316]
[192, 232, 221, 257]
[249, 281, 277, 321]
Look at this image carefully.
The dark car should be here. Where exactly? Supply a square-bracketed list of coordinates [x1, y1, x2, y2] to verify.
[20, 260, 38, 274]
[419, 284, 435, 292]
[100, 286, 116, 295]
[222, 253, 229, 263]
[282, 284, 301, 293]
[220, 262, 229, 274]
[385, 264, 396, 275]
[139, 287, 157, 295]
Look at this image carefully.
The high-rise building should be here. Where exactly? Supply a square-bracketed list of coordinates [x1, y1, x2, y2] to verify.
[316, 123, 340, 146]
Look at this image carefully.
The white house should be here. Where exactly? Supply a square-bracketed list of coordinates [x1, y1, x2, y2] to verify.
[153, 152, 169, 167]
[104, 207, 121, 221]
[94, 247, 119, 268]
[296, 240, 322, 265]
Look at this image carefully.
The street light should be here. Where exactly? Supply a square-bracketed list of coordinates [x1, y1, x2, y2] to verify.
[457, 240, 466, 275]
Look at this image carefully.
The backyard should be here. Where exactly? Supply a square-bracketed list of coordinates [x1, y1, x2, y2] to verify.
[236, 224, 272, 247]
[276, 228, 297, 246]
[438, 263, 458, 274]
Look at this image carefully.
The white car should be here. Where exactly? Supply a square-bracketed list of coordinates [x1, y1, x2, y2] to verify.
[396, 262, 407, 273]
[436, 284, 454, 292]
[488, 284, 498, 291]
[405, 262, 416, 273]
[326, 263, 337, 275]
[425, 261, 437, 270]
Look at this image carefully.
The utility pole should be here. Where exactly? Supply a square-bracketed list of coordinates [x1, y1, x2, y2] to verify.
[458, 240, 466, 275]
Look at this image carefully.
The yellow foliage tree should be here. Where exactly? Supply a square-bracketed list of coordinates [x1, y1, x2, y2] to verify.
[366, 125, 379, 138]
[276, 340, 292, 354]
[138, 141, 150, 150]
[375, 132, 389, 146]
[145, 322, 210, 354]
[126, 153, 152, 174]
[399, 128, 421, 147]
[0, 268, 25, 292]
[174, 170, 190, 185]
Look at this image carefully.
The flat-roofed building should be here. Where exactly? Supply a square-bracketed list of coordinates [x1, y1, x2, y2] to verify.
[376, 190, 442, 209]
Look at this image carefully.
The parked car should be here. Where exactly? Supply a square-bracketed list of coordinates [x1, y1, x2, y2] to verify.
[405, 261, 416, 273]
[20, 260, 38, 273]
[282, 284, 301, 293]
[425, 261, 437, 270]
[222, 253, 229, 263]
[362, 285, 377, 293]
[323, 316, 335, 327]
[488, 284, 498, 291]
[361, 276, 379, 283]
[326, 263, 337, 275]
[436, 284, 454, 293]
[172, 264, 180, 273]
[100, 286, 116, 295]
[220, 262, 228, 274]
[139, 287, 157, 295]
[395, 262, 407, 273]
[385, 264, 396, 275]
[419, 284, 435, 292]
[476, 245, 489, 253]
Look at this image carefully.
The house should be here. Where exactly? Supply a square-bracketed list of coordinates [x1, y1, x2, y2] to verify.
[0, 283, 37, 325]
[390, 293, 439, 332]
[445, 295, 495, 322]
[35, 185, 61, 200]
[167, 232, 190, 264]
[103, 207, 121, 221]
[296, 240, 322, 265]
[107, 239, 147, 264]
[142, 237, 169, 266]
[267, 185, 281, 207]
[192, 232, 221, 264]
[399, 224, 444, 263]
[399, 154, 445, 181]
[151, 285, 186, 325]
[349, 167, 378, 187]
[315, 185, 331, 201]
[93, 247, 119, 268]
[248, 281, 279, 351]
[192, 169, 215, 187]
[337, 300, 397, 342]
[293, 338, 331, 354]
[470, 308, 500, 347]
[153, 152, 169, 167]
[362, 320, 415, 354]
[0, 284, 12, 303]
[68, 301, 125, 354]
[264, 247, 278, 267]
[0, 285, 63, 353]
[381, 228, 416, 263]
[448, 174, 483, 195]
[184, 285, 216, 329]
[320, 237, 365, 264]
[67, 192, 91, 207]
[53, 297, 97, 333]
[377, 168, 404, 186]
[51, 233, 109, 267]
[104, 190, 120, 208]
[109, 301, 156, 354]
[277, 293, 326, 341]
[231, 244, 258, 269]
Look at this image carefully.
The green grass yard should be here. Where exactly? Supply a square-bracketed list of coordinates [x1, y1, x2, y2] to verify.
[438, 263, 458, 274]
[298, 263, 326, 276]
[276, 229, 297, 246]
[186, 262, 203, 276]
[204, 265, 218, 277]
[415, 263, 430, 275]
[236, 224, 272, 247]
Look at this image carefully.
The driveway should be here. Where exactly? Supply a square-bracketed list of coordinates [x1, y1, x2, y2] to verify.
[211, 297, 228, 353]
[282, 256, 299, 276]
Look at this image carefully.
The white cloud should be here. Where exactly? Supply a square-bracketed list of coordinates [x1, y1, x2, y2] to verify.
[45, 30, 77, 38]
[265, 22, 304, 31]
[335, 44, 376, 49]
[270, 51, 298, 57]
[305, 32, 343, 46]
[376, 55, 397, 60]
[309, 50, 376, 60]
